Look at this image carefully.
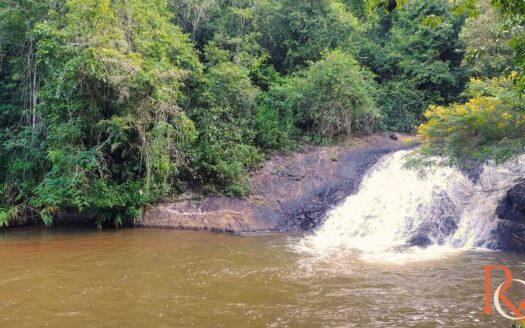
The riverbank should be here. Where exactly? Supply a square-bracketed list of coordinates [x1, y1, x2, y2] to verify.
[137, 133, 417, 233]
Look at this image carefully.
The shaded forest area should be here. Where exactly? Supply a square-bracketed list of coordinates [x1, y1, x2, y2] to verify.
[0, 0, 523, 226]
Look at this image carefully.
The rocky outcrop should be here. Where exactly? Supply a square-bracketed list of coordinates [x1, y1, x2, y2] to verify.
[496, 182, 525, 222]
[407, 192, 462, 247]
[493, 181, 525, 252]
[137, 133, 417, 233]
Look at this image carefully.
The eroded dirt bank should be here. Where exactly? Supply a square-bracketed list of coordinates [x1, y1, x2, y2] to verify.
[137, 133, 417, 232]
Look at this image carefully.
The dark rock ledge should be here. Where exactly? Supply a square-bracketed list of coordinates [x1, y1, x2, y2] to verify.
[137, 133, 418, 233]
[494, 181, 525, 252]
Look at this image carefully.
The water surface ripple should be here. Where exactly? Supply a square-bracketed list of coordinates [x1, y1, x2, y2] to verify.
[1, 227, 524, 327]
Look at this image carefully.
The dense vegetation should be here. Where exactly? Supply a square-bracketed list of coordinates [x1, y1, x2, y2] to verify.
[0, 0, 522, 226]
[418, 0, 525, 166]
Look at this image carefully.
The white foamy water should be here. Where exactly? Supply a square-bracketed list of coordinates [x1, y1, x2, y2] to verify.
[296, 150, 525, 264]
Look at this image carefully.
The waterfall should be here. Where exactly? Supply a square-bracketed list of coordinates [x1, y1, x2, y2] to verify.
[296, 150, 525, 264]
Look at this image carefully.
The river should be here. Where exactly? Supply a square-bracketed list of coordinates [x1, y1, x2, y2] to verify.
[1, 227, 524, 327]
[3, 150, 525, 327]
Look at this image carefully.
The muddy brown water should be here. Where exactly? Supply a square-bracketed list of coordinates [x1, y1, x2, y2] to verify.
[1, 227, 525, 327]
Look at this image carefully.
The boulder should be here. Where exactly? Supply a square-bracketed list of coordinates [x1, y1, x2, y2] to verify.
[491, 220, 525, 253]
[496, 181, 525, 222]
[406, 191, 461, 247]
[492, 182, 525, 252]
[408, 234, 432, 247]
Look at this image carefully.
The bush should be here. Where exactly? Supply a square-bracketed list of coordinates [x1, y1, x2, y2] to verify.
[254, 78, 299, 150]
[259, 50, 381, 143]
[381, 80, 427, 132]
[418, 73, 525, 165]
[190, 61, 262, 194]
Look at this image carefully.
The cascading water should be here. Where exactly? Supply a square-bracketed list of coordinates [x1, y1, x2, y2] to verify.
[296, 150, 525, 264]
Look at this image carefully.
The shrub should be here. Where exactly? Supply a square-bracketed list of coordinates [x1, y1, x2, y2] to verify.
[190, 61, 262, 194]
[254, 78, 298, 151]
[380, 80, 427, 132]
[418, 73, 525, 164]
[259, 50, 381, 143]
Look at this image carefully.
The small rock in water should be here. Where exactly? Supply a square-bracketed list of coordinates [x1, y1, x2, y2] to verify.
[408, 234, 432, 247]
[389, 133, 398, 141]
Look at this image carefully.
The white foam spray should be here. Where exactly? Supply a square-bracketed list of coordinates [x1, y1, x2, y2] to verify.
[296, 150, 525, 264]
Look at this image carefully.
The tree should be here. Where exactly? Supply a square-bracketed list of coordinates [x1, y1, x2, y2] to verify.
[170, 0, 220, 44]
[415, 0, 525, 165]
[253, 0, 361, 73]
[491, 0, 525, 91]
[258, 50, 381, 143]
[372, 0, 525, 90]
[189, 58, 262, 196]
[1, 0, 201, 226]
[355, 0, 468, 132]
[460, 0, 515, 78]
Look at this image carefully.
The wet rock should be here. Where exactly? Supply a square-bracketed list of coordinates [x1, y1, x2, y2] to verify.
[407, 216, 459, 248]
[491, 220, 525, 253]
[139, 133, 418, 233]
[496, 182, 525, 222]
[408, 234, 432, 247]
[492, 182, 525, 252]
[460, 160, 484, 183]
[406, 192, 461, 247]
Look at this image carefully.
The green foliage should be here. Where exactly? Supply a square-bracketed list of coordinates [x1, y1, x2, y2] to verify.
[0, 0, 522, 226]
[491, 0, 525, 91]
[189, 60, 262, 195]
[0, 210, 7, 228]
[293, 50, 381, 140]
[172, 0, 279, 90]
[260, 50, 381, 142]
[253, 0, 362, 73]
[460, 0, 515, 78]
[355, 0, 468, 132]
[380, 80, 426, 132]
[255, 88, 297, 151]
[418, 74, 525, 165]
[0, 0, 200, 226]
